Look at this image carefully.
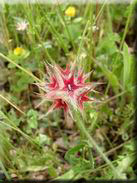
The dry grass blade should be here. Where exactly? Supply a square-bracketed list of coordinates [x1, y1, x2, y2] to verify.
[0, 94, 25, 115]
[0, 53, 42, 83]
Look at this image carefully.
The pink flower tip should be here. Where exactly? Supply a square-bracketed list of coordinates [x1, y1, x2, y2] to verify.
[36, 63, 98, 118]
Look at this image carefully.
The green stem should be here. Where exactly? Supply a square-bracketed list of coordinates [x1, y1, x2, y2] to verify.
[119, 1, 134, 51]
[0, 53, 42, 83]
[0, 161, 10, 180]
[74, 111, 120, 178]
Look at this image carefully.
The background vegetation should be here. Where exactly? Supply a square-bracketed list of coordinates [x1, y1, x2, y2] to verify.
[0, 2, 136, 180]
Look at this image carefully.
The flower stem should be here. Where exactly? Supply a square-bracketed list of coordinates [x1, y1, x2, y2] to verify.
[74, 110, 120, 178]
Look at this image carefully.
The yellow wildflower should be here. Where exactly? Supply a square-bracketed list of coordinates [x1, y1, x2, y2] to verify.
[65, 6, 76, 17]
[13, 47, 25, 56]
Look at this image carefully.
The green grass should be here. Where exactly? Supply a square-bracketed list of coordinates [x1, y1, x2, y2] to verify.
[0, 2, 136, 180]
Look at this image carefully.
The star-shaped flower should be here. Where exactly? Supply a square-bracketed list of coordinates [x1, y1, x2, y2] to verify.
[37, 63, 97, 118]
[16, 20, 28, 31]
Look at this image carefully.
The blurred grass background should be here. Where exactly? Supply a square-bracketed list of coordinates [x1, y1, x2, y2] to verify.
[0, 1, 136, 180]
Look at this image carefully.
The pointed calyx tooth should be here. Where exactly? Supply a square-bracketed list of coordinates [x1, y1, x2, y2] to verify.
[35, 64, 99, 118]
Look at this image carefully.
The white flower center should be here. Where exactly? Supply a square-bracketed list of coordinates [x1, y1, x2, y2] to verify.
[67, 84, 72, 91]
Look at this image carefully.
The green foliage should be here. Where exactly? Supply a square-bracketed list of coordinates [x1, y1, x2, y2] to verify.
[27, 109, 38, 129]
[34, 134, 52, 146]
[65, 144, 85, 164]
[0, 2, 136, 180]
[122, 43, 135, 91]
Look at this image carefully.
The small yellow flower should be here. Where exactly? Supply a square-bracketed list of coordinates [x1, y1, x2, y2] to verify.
[13, 47, 25, 56]
[65, 6, 76, 17]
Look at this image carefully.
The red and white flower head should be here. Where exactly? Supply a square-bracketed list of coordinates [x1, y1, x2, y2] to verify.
[37, 63, 97, 118]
